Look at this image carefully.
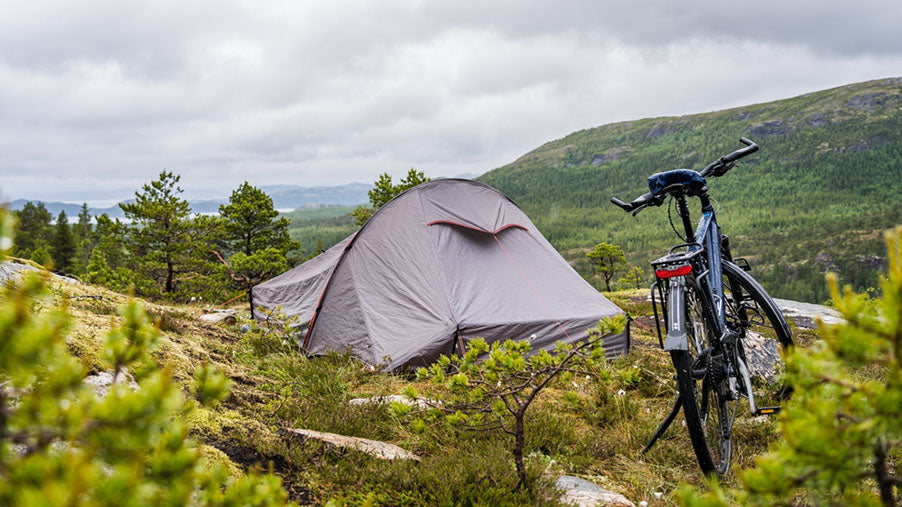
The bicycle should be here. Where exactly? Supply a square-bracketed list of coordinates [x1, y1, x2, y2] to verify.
[610, 137, 793, 475]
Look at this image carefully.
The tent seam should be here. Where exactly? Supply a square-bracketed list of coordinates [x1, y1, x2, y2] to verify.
[419, 192, 460, 334]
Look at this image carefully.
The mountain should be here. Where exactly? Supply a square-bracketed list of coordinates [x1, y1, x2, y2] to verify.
[7, 182, 372, 219]
[479, 77, 902, 303]
[259, 182, 371, 209]
[6, 199, 123, 219]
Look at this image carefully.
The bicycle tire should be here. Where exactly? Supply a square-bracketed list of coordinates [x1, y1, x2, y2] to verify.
[670, 280, 733, 476]
[721, 261, 793, 411]
[673, 260, 793, 476]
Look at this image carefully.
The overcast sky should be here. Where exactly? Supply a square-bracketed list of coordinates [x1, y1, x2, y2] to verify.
[2, 1, 901, 205]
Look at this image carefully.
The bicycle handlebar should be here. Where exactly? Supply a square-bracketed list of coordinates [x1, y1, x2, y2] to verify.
[699, 137, 758, 177]
[611, 137, 758, 214]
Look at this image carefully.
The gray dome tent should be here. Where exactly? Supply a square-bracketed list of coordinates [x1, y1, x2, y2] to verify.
[251, 179, 628, 370]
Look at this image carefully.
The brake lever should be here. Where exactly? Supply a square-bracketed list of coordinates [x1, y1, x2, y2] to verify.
[631, 195, 664, 216]
[712, 161, 736, 177]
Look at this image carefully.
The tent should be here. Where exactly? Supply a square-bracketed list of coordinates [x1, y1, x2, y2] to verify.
[250, 179, 628, 370]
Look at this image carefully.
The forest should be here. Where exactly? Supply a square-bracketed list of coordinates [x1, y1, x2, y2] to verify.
[9, 172, 303, 304]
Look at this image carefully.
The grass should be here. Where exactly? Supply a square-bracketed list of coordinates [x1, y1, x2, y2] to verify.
[46, 275, 823, 505]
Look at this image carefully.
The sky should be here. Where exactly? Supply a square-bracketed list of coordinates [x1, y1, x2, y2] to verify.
[1, 1, 901, 206]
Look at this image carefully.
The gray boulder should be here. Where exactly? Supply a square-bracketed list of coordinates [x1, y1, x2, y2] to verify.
[285, 428, 420, 461]
[556, 475, 634, 506]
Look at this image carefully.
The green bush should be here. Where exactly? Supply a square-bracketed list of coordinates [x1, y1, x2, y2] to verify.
[0, 208, 291, 506]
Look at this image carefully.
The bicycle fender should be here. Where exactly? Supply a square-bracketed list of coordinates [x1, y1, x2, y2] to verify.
[663, 277, 688, 351]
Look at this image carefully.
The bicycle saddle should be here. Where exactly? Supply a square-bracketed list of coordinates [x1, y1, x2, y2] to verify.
[647, 169, 706, 196]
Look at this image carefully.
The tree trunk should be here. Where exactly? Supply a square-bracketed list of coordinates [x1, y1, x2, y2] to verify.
[166, 260, 173, 295]
[874, 439, 895, 506]
[513, 413, 526, 490]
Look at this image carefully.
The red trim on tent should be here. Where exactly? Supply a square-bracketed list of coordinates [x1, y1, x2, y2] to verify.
[426, 220, 527, 234]
[492, 234, 573, 341]
[302, 235, 357, 349]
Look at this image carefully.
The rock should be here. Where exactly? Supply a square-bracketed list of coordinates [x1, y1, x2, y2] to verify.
[348, 394, 435, 409]
[0, 261, 78, 285]
[743, 331, 783, 383]
[645, 123, 675, 139]
[773, 298, 844, 327]
[590, 146, 632, 166]
[748, 120, 790, 137]
[846, 92, 887, 111]
[807, 112, 831, 127]
[84, 368, 139, 398]
[556, 475, 634, 507]
[199, 309, 238, 325]
[0, 261, 39, 283]
[240, 323, 252, 333]
[285, 428, 420, 461]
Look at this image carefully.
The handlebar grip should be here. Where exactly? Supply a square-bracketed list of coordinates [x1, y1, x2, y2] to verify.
[611, 197, 632, 211]
[723, 138, 759, 163]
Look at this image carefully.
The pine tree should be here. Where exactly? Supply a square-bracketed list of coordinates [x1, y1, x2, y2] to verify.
[352, 169, 430, 225]
[93, 214, 128, 269]
[84, 247, 115, 287]
[73, 202, 92, 240]
[619, 265, 645, 290]
[50, 211, 75, 273]
[216, 183, 299, 292]
[71, 203, 94, 275]
[120, 172, 221, 299]
[402, 316, 626, 490]
[586, 242, 627, 291]
[12, 201, 52, 258]
[220, 182, 298, 256]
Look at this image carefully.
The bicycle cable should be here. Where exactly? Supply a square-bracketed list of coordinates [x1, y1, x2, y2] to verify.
[667, 196, 688, 242]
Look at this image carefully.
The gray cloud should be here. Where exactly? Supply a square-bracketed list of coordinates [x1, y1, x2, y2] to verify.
[1, 1, 901, 204]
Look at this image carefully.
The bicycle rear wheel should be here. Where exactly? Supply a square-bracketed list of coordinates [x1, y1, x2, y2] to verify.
[671, 281, 734, 476]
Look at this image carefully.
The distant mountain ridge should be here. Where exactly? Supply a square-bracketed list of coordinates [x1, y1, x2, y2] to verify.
[7, 173, 483, 219]
[7, 182, 373, 219]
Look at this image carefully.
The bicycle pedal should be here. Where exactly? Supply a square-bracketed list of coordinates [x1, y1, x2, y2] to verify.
[754, 407, 781, 416]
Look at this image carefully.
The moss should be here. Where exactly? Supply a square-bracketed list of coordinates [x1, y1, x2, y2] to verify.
[199, 444, 244, 479]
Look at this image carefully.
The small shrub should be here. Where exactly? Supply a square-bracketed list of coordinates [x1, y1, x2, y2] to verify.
[242, 307, 303, 356]
[401, 315, 626, 489]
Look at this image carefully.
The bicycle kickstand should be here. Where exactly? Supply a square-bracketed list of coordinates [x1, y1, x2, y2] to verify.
[642, 394, 682, 454]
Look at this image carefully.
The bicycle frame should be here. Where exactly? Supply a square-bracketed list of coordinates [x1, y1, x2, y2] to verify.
[651, 194, 727, 351]
[650, 194, 762, 414]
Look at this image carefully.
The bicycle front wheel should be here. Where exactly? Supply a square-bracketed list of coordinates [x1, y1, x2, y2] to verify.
[721, 260, 793, 414]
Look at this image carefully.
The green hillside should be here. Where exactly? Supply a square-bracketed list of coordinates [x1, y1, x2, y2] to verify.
[479, 77, 902, 303]
[284, 205, 358, 255]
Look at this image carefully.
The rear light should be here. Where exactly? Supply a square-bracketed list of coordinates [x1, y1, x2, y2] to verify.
[655, 264, 692, 279]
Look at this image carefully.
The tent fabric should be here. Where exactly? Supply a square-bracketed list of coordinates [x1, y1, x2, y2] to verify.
[251, 179, 629, 370]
